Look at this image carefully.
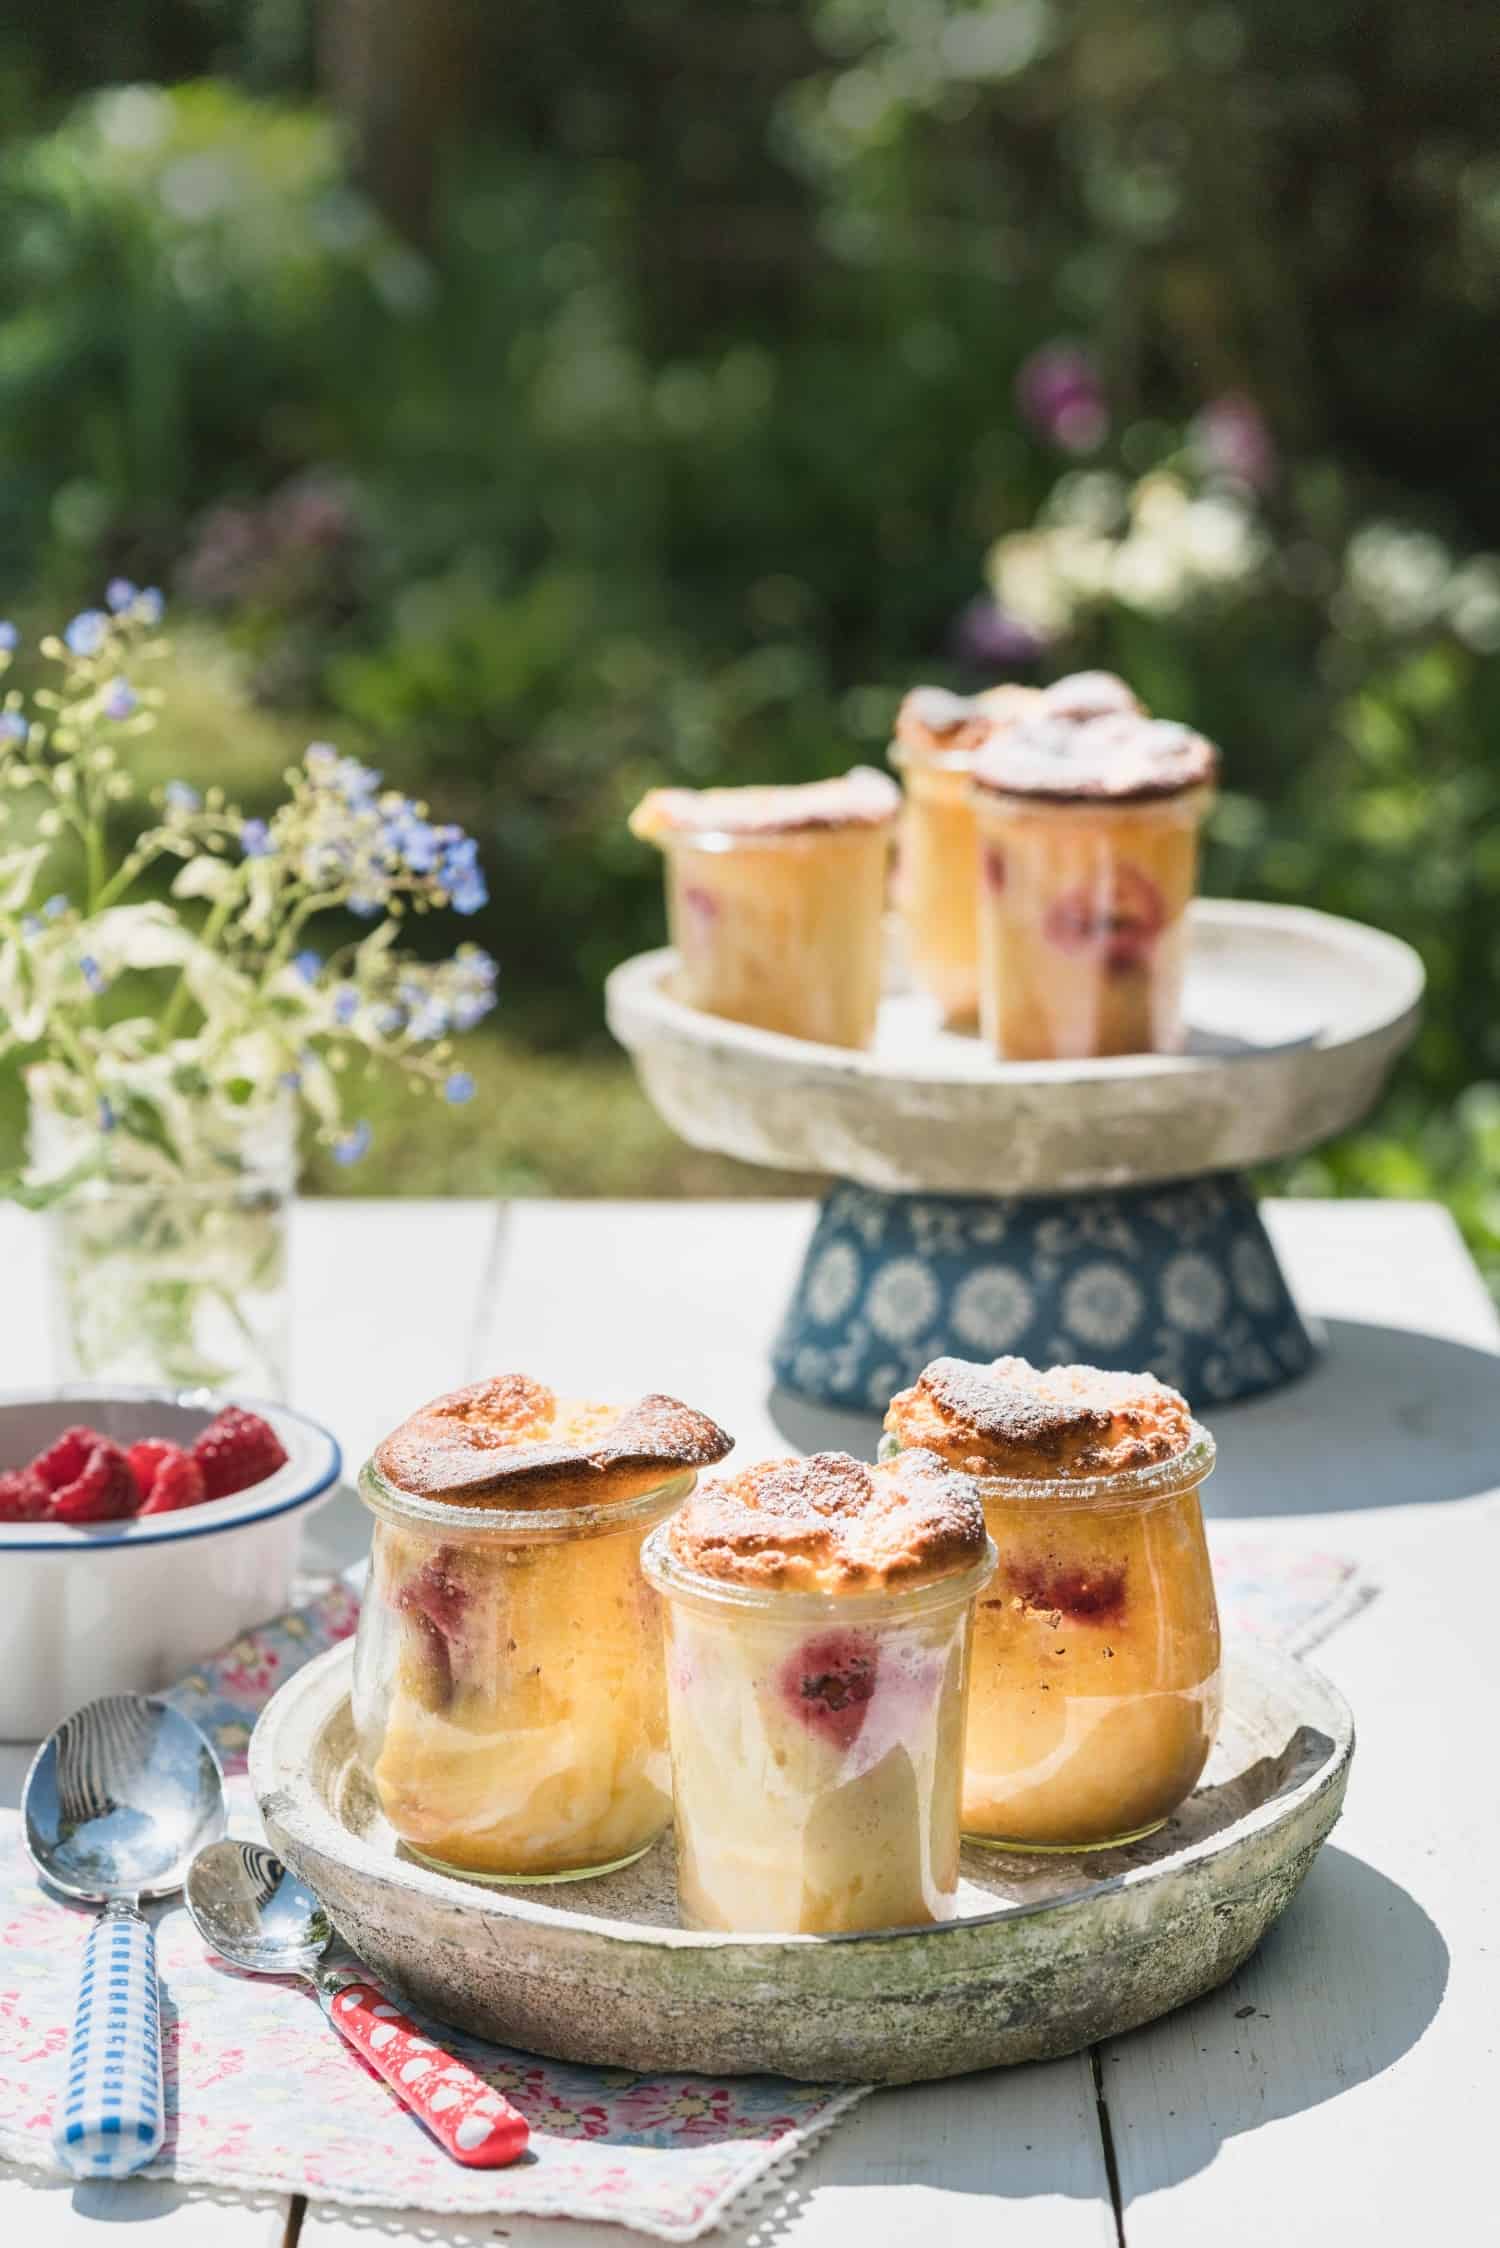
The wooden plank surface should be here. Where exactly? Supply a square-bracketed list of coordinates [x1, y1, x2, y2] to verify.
[0, 2169, 290, 2247]
[1102, 1198, 1500, 2246]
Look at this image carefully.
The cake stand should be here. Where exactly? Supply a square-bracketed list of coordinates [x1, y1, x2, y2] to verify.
[606, 900, 1423, 1409]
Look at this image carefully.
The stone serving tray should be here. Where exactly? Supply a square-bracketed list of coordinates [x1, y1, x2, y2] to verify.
[604, 899, 1423, 1195]
[252, 1637, 1353, 2086]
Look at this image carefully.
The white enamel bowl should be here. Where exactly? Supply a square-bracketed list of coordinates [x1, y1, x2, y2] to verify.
[0, 1389, 341, 1740]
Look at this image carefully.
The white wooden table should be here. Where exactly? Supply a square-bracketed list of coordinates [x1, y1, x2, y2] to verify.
[2, 1194, 1497, 2248]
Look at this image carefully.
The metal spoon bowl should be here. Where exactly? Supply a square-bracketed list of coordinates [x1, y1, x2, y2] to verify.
[23, 1694, 226, 2179]
[187, 1839, 529, 2168]
[25, 1695, 225, 1905]
[186, 1839, 332, 1976]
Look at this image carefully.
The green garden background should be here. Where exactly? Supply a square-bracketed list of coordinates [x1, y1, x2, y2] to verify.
[3, 1, 1499, 1286]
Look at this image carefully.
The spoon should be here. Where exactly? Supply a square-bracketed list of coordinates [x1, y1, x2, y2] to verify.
[23, 1694, 226, 2178]
[185, 1839, 529, 2167]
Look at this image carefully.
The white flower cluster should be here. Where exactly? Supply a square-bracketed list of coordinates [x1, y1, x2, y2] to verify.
[987, 470, 1269, 638]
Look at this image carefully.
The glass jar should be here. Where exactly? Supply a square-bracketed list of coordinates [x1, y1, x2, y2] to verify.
[31, 1095, 293, 1397]
[891, 747, 981, 1026]
[964, 1426, 1220, 1850]
[642, 1527, 996, 1933]
[353, 1461, 695, 1882]
[662, 823, 891, 1050]
[972, 784, 1211, 1060]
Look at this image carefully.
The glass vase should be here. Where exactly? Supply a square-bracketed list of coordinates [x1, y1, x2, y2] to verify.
[31, 1100, 294, 1400]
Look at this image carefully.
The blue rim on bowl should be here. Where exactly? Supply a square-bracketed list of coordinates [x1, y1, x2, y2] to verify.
[0, 1387, 342, 1552]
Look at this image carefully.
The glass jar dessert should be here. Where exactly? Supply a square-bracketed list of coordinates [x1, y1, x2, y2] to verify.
[884, 1355, 1220, 1851]
[642, 1448, 995, 1934]
[969, 678, 1218, 1060]
[629, 769, 900, 1050]
[890, 684, 1040, 1027]
[353, 1373, 732, 1883]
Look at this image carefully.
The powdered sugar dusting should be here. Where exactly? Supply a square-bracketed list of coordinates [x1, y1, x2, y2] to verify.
[888, 1354, 1193, 1476]
[670, 1447, 987, 1594]
[631, 766, 899, 839]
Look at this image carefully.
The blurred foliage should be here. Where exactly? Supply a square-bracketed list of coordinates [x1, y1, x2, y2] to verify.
[0, 0, 1497, 1281]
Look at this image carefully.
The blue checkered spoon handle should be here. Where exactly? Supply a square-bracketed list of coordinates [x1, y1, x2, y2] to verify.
[54, 1901, 163, 2178]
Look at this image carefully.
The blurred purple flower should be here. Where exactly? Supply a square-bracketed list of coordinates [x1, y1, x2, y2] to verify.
[332, 983, 360, 1025]
[444, 1072, 476, 1105]
[1191, 392, 1276, 492]
[1016, 342, 1109, 455]
[0, 623, 17, 652]
[949, 596, 1044, 670]
[101, 677, 138, 721]
[138, 587, 165, 626]
[105, 579, 137, 614]
[240, 819, 274, 858]
[79, 955, 108, 995]
[293, 949, 322, 985]
[98, 1097, 117, 1133]
[164, 780, 201, 812]
[0, 712, 27, 742]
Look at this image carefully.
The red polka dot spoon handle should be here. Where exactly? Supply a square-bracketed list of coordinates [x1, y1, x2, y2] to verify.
[323, 1980, 529, 2166]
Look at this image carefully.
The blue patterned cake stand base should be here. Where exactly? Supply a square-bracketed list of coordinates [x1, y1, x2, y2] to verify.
[771, 1172, 1317, 1414]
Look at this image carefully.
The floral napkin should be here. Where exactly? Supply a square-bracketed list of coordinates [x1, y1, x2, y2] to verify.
[0, 1540, 1372, 2237]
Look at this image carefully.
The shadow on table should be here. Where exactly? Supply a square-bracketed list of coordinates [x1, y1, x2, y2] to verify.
[770, 1315, 1500, 1517]
[1099, 1845, 1448, 2200]
[1210, 1317, 1500, 1516]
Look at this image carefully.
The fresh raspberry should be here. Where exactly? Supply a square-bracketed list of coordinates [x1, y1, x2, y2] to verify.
[191, 1407, 288, 1499]
[0, 1468, 52, 1523]
[31, 1425, 105, 1493]
[49, 1440, 139, 1525]
[126, 1440, 176, 1503]
[138, 1445, 208, 1516]
[1043, 866, 1166, 974]
[777, 1629, 879, 1751]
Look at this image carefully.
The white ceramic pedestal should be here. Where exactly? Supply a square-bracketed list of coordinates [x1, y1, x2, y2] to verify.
[607, 901, 1423, 1407]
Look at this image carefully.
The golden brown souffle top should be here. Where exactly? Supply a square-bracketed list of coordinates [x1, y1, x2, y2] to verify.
[885, 1356, 1193, 1480]
[374, 1373, 733, 1509]
[892, 682, 1043, 767]
[892, 671, 1143, 772]
[667, 1447, 989, 1595]
[973, 685, 1218, 804]
[629, 766, 900, 843]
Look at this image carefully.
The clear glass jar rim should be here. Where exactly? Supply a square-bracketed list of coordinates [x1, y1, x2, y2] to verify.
[663, 821, 895, 853]
[641, 1522, 998, 1620]
[961, 1422, 1216, 1508]
[971, 780, 1215, 816]
[358, 1459, 698, 1543]
[889, 740, 979, 779]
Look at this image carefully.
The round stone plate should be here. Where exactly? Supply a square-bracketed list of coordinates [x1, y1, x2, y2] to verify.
[252, 1636, 1352, 2085]
[605, 900, 1422, 1193]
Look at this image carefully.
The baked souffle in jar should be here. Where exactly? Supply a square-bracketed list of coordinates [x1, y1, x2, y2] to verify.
[890, 683, 1041, 1027]
[354, 1373, 732, 1883]
[642, 1448, 995, 1934]
[884, 1355, 1220, 1851]
[629, 768, 900, 1050]
[969, 674, 1218, 1060]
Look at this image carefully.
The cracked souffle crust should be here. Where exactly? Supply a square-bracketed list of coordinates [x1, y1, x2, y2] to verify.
[629, 766, 899, 842]
[374, 1372, 733, 1508]
[885, 1356, 1193, 1479]
[892, 683, 1044, 767]
[667, 1447, 989, 1594]
[973, 682, 1217, 803]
